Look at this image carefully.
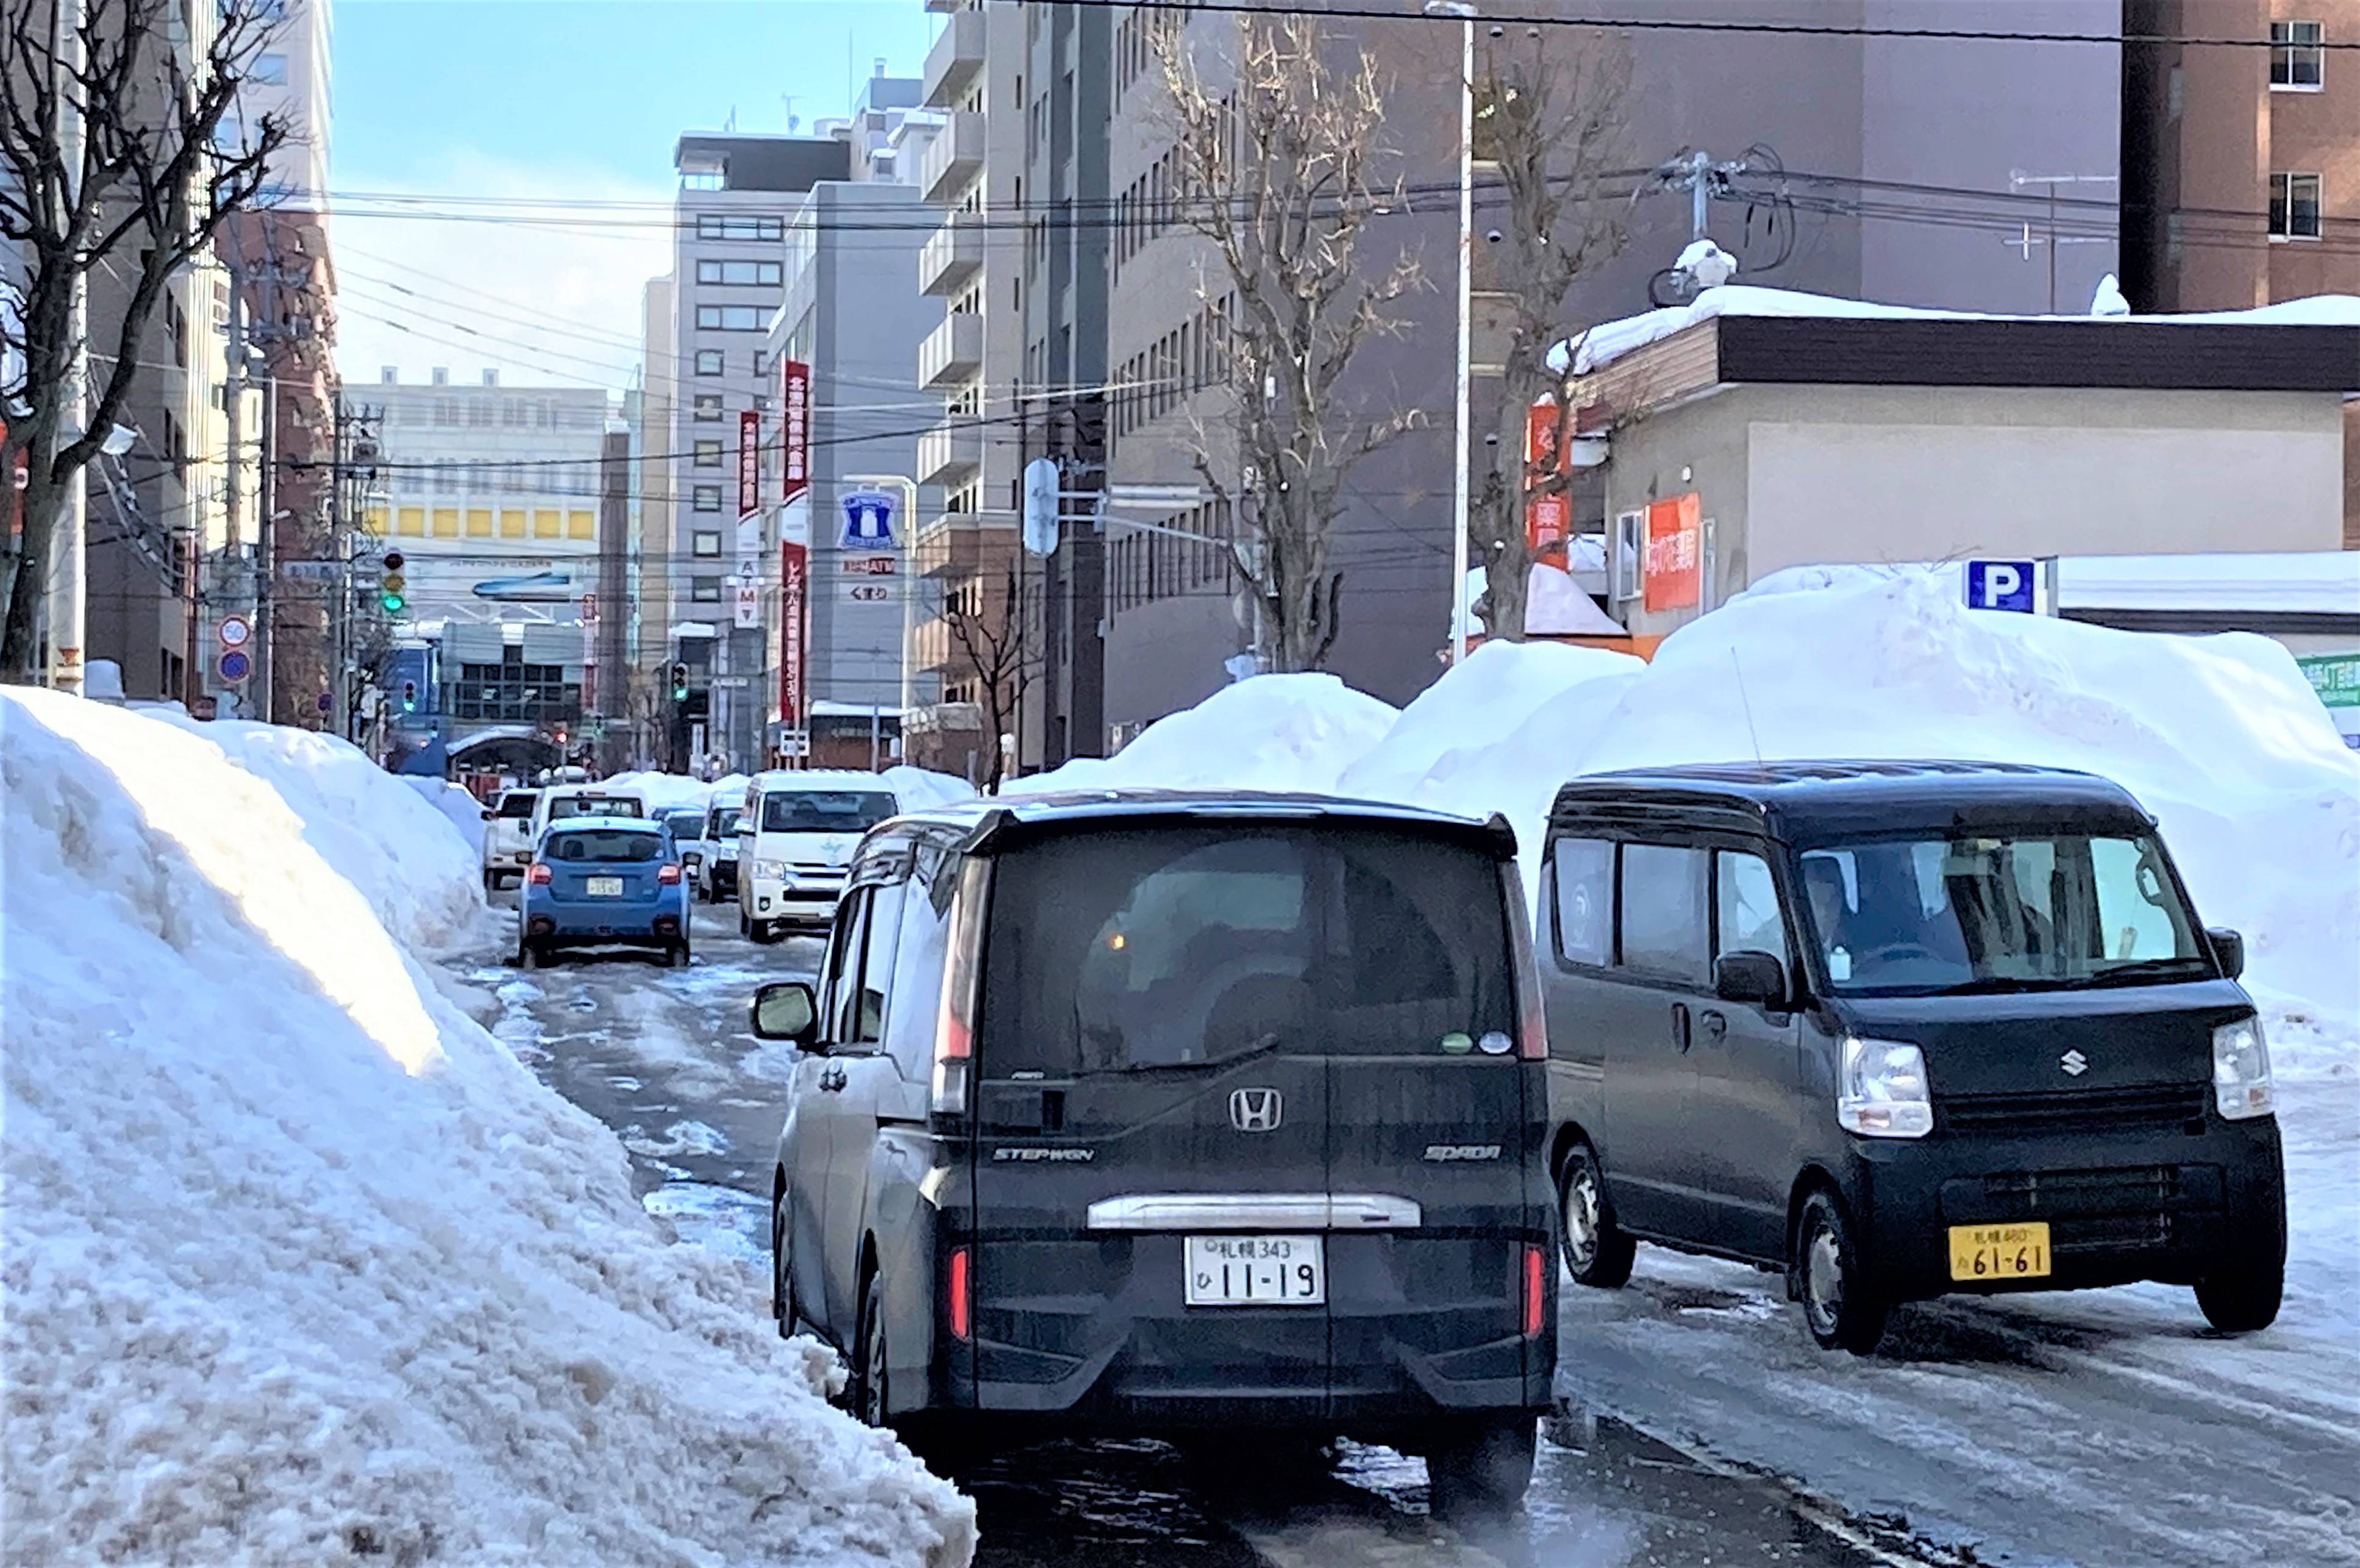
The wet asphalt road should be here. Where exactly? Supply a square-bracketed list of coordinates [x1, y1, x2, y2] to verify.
[465, 892, 1899, 1568]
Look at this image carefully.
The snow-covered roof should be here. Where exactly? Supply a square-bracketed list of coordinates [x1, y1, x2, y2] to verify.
[1552, 286, 2360, 377]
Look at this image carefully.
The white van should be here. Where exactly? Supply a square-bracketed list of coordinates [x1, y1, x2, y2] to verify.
[735, 770, 899, 943]
[480, 788, 541, 890]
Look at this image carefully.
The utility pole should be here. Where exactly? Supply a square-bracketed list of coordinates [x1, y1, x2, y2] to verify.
[47, 0, 87, 694]
[2008, 170, 2119, 313]
[255, 377, 277, 721]
[223, 259, 251, 715]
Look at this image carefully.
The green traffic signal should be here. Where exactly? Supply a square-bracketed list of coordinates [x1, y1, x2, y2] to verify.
[380, 591, 406, 613]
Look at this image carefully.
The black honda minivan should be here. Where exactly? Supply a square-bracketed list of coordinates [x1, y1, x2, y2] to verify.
[1541, 761, 2284, 1355]
[753, 791, 1556, 1511]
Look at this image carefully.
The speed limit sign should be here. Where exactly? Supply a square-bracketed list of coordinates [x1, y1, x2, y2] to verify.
[217, 615, 252, 649]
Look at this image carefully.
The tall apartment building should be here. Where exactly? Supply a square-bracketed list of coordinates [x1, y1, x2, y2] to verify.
[910, 0, 1029, 780]
[2125, 0, 2360, 543]
[634, 275, 677, 762]
[225, 0, 339, 724]
[362, 369, 614, 741]
[1093, 0, 2125, 746]
[660, 132, 850, 768]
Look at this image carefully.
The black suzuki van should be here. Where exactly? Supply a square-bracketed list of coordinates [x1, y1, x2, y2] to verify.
[1540, 761, 2284, 1355]
[752, 791, 1556, 1511]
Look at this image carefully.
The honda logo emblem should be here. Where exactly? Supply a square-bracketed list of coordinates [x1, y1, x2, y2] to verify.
[1229, 1087, 1283, 1133]
[2060, 1049, 2089, 1077]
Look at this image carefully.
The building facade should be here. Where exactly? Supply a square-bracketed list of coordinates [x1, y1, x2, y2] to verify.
[2124, 0, 2360, 543]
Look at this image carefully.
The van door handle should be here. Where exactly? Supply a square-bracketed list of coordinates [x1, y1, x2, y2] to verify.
[1700, 1009, 1728, 1042]
[1670, 1003, 1692, 1053]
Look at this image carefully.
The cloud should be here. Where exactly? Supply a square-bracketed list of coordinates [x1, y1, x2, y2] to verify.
[330, 150, 673, 392]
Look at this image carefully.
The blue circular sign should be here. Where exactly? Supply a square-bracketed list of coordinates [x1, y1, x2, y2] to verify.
[217, 649, 251, 682]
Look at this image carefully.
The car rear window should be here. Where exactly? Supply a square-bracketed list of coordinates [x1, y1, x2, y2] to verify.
[760, 790, 896, 833]
[981, 825, 1513, 1074]
[544, 829, 666, 863]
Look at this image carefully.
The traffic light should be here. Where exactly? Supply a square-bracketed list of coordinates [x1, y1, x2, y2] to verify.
[379, 551, 407, 614]
[669, 661, 690, 703]
[399, 679, 417, 713]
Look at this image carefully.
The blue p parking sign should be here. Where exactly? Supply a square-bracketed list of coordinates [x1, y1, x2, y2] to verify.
[1965, 558, 2037, 613]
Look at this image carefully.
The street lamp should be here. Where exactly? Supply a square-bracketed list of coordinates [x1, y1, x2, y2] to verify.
[1425, 0, 1475, 663]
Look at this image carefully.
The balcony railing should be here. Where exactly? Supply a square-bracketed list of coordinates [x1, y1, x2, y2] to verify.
[916, 420, 983, 486]
[918, 110, 985, 205]
[917, 311, 984, 390]
[923, 6, 986, 107]
[918, 213, 983, 298]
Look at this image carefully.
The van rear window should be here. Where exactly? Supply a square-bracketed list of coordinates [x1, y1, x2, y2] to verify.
[981, 825, 1513, 1074]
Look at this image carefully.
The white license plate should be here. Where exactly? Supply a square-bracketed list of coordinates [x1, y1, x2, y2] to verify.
[1185, 1235, 1325, 1306]
[585, 876, 624, 897]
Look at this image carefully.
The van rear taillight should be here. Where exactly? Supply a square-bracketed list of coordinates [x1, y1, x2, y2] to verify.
[931, 857, 989, 1115]
[526, 863, 552, 885]
[946, 1245, 973, 1342]
[1521, 1244, 1547, 1337]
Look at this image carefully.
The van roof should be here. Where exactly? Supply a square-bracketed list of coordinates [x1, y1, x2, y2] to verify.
[885, 788, 1519, 858]
[1550, 760, 2153, 841]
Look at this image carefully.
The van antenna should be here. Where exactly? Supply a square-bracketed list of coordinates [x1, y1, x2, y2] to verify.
[1730, 649, 1766, 765]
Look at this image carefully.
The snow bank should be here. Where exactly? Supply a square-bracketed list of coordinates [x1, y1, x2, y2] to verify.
[882, 765, 979, 812]
[1166, 579, 2360, 1071]
[1, 690, 975, 1568]
[1016, 673, 1400, 797]
[401, 774, 488, 859]
[146, 713, 493, 957]
[601, 769, 750, 813]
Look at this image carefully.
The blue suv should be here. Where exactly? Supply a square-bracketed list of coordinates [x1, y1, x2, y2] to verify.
[518, 817, 691, 968]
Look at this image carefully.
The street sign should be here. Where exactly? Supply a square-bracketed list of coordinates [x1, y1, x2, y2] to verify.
[217, 649, 251, 683]
[847, 555, 898, 576]
[709, 675, 751, 690]
[217, 615, 251, 648]
[279, 560, 342, 582]
[1966, 558, 2037, 613]
[840, 490, 896, 549]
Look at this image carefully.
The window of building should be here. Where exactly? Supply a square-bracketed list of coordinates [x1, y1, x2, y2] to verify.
[2272, 20, 2325, 88]
[251, 51, 288, 85]
[693, 393, 724, 421]
[693, 485, 722, 513]
[696, 258, 784, 286]
[2271, 171, 2323, 240]
[752, 349, 768, 377]
[696, 304, 765, 332]
[695, 349, 725, 376]
[447, 652, 582, 725]
[694, 439, 724, 466]
[695, 214, 784, 242]
[691, 575, 723, 602]
[692, 530, 723, 557]
[682, 171, 725, 192]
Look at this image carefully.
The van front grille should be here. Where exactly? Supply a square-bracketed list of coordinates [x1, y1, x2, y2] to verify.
[1937, 1083, 2208, 1136]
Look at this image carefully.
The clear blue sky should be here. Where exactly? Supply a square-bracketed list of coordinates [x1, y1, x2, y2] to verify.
[330, 1, 935, 390]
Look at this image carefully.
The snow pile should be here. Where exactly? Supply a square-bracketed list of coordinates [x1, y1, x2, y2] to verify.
[1016, 673, 1400, 797]
[146, 713, 493, 957]
[882, 765, 979, 812]
[1185, 578, 2360, 1069]
[401, 774, 488, 859]
[602, 769, 750, 813]
[1, 690, 976, 1568]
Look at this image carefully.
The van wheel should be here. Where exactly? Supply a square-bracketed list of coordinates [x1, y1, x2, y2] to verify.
[1559, 1143, 1636, 1289]
[2195, 1257, 2283, 1334]
[738, 910, 752, 939]
[850, 1269, 889, 1428]
[1794, 1189, 1887, 1355]
[1426, 1417, 1536, 1519]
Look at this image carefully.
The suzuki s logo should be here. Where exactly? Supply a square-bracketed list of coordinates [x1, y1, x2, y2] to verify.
[2060, 1049, 2090, 1077]
[1229, 1087, 1283, 1133]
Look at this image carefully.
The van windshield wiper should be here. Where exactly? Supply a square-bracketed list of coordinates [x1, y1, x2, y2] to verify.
[1930, 958, 2211, 996]
[1087, 1031, 1290, 1075]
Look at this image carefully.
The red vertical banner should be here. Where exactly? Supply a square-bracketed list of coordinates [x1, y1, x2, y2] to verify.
[737, 408, 761, 519]
[779, 540, 808, 727]
[780, 359, 810, 504]
[1524, 398, 1572, 567]
[1642, 492, 1702, 611]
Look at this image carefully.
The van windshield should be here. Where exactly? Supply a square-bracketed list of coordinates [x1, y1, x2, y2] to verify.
[711, 806, 743, 836]
[760, 790, 895, 833]
[1797, 832, 2211, 996]
[982, 825, 1513, 1074]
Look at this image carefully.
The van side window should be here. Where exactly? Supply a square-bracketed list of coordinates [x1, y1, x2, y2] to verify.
[880, 850, 957, 1080]
[855, 882, 907, 1045]
[821, 891, 871, 1044]
[1550, 837, 1614, 967]
[1715, 850, 1790, 966]
[1619, 844, 1708, 983]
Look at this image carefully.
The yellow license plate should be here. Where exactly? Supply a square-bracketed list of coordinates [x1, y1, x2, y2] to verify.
[1948, 1222, 2051, 1281]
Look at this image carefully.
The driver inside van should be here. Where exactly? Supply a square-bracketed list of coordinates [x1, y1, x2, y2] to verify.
[1801, 855, 1864, 980]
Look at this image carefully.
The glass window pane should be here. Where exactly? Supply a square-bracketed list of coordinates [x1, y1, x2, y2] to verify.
[1619, 844, 1707, 983]
[1551, 837, 1613, 966]
[1716, 850, 1789, 964]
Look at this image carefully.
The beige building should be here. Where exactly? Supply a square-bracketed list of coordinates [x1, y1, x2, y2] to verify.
[2125, 0, 2360, 541]
[1571, 309, 2357, 637]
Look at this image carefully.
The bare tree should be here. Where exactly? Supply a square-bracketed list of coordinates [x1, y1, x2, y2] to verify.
[1465, 20, 1628, 643]
[0, 0, 288, 682]
[941, 557, 1036, 793]
[1157, 15, 1425, 674]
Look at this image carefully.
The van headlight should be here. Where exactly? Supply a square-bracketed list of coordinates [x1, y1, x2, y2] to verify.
[1838, 1036, 1933, 1139]
[750, 858, 786, 881]
[2212, 1017, 2273, 1120]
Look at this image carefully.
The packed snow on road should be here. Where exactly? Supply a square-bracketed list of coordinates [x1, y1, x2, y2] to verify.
[1022, 568, 2360, 1565]
[1, 690, 975, 1567]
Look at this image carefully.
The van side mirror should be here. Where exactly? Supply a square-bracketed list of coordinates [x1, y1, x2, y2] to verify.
[480, 808, 495, 821]
[1715, 950, 1787, 1008]
[2206, 927, 2245, 982]
[752, 981, 819, 1046]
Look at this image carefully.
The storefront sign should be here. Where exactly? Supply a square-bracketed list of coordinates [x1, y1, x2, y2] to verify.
[738, 409, 761, 519]
[779, 541, 808, 725]
[1642, 492, 1702, 612]
[780, 360, 810, 504]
